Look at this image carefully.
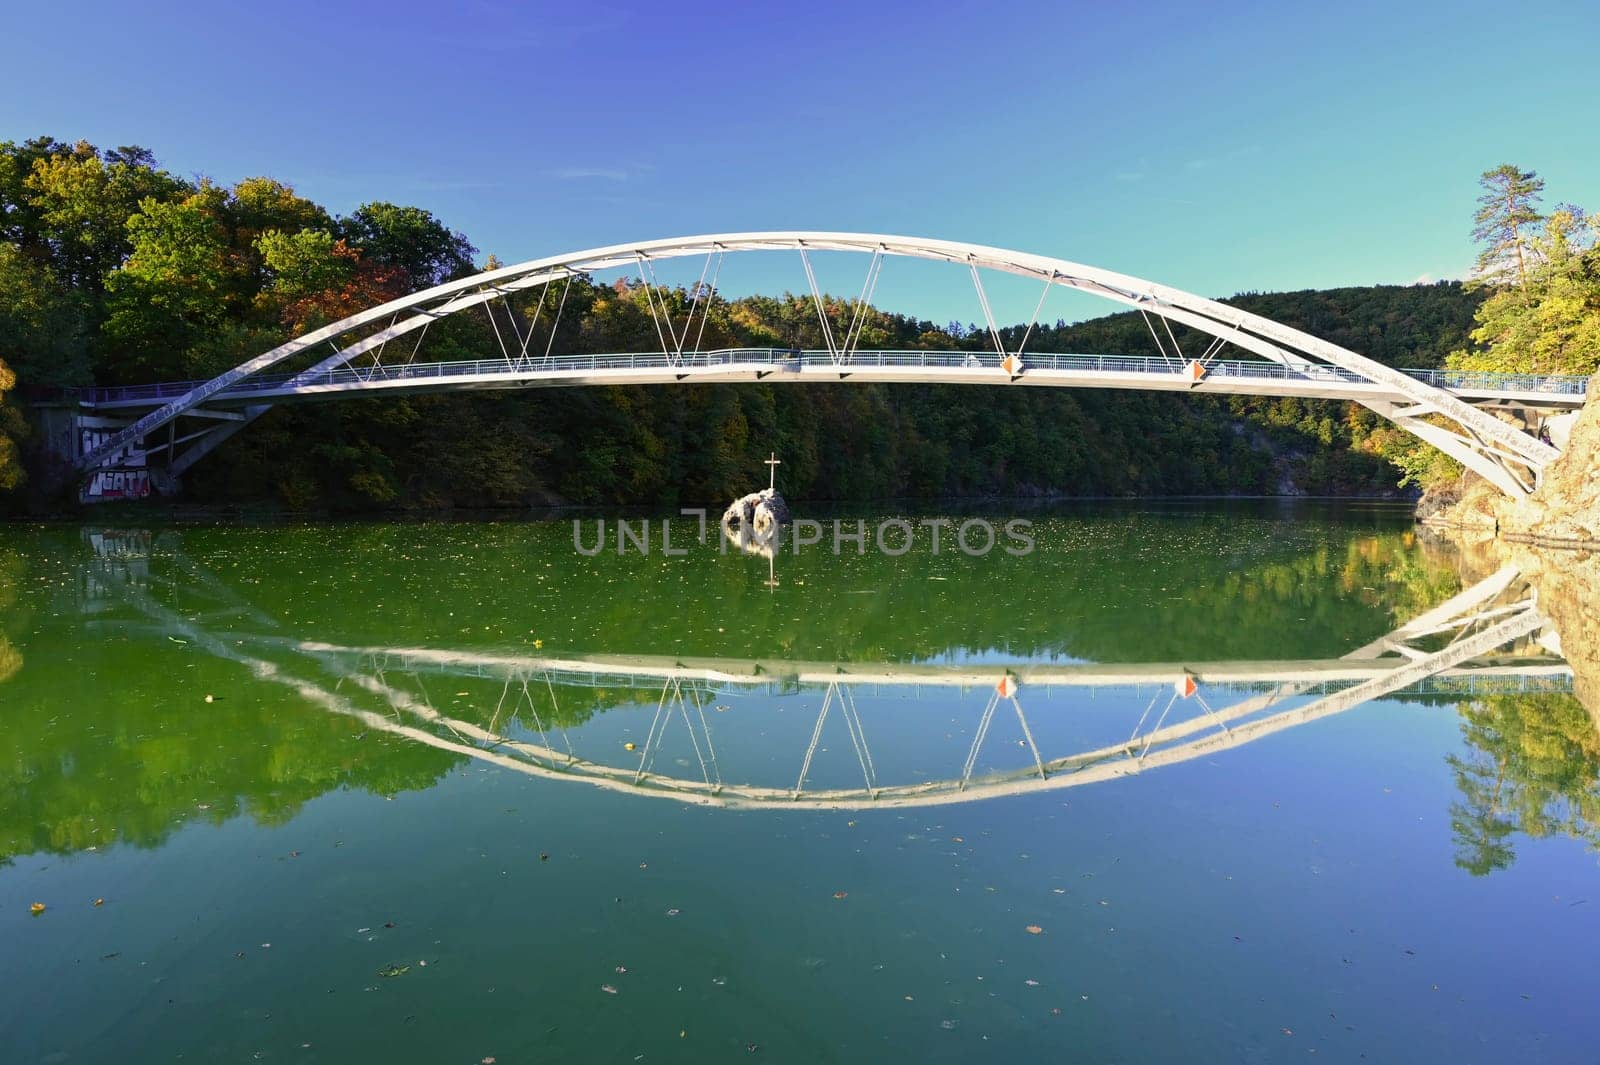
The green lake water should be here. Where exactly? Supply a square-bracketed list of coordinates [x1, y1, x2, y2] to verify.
[1, 503, 1596, 1063]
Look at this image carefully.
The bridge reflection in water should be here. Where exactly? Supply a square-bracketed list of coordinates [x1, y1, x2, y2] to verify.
[90, 535, 1567, 811]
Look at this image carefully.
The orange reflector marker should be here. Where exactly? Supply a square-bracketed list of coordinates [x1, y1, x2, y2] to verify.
[1184, 360, 1207, 383]
[997, 675, 1019, 698]
[1001, 354, 1024, 376]
[1175, 674, 1198, 699]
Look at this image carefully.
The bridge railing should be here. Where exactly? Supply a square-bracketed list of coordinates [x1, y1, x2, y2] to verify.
[80, 349, 1591, 406]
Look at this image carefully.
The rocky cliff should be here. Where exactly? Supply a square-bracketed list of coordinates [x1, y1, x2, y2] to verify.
[1422, 369, 1599, 548]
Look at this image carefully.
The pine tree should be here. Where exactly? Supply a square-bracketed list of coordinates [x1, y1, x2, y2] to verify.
[1471, 164, 1545, 288]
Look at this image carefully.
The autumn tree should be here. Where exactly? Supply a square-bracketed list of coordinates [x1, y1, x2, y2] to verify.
[0, 354, 24, 492]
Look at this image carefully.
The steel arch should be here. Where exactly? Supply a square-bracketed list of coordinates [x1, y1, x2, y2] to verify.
[76, 232, 1563, 496]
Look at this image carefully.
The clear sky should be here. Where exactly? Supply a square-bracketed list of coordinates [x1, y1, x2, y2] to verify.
[3, 0, 1595, 324]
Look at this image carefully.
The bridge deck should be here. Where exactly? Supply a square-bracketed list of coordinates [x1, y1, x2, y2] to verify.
[79, 350, 1590, 412]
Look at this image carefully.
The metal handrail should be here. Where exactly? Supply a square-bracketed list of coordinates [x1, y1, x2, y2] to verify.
[80, 349, 1592, 406]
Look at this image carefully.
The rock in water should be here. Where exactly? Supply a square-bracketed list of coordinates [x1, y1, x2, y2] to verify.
[722, 489, 790, 539]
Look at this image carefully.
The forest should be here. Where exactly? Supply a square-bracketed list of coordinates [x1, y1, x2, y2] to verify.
[1, 141, 1594, 510]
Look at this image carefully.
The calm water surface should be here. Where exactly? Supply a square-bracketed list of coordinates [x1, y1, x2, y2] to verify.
[1, 504, 1596, 1063]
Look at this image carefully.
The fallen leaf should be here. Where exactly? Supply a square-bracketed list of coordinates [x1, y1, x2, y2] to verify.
[378, 964, 410, 978]
[1025, 925, 1043, 935]
[832, 891, 848, 900]
[93, 898, 105, 907]
[29, 903, 46, 915]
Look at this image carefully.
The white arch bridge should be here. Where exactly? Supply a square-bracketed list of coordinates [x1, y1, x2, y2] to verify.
[65, 233, 1587, 499]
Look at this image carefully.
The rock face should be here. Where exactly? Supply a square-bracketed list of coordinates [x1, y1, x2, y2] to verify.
[721, 489, 791, 543]
[1422, 369, 1600, 547]
[1503, 370, 1600, 546]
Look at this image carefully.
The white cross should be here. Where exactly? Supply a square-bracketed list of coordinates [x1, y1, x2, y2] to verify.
[765, 452, 781, 491]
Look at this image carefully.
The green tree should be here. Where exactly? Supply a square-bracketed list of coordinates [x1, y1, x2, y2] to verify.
[20, 140, 187, 289]
[337, 202, 476, 291]
[1471, 164, 1545, 289]
[0, 242, 89, 387]
[103, 183, 245, 380]
[256, 228, 356, 302]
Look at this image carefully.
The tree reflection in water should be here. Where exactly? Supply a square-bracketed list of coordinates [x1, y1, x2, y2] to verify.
[1449, 692, 1600, 875]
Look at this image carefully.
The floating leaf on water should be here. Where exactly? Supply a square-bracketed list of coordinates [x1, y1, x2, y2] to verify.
[93, 898, 105, 907]
[30, 902, 46, 915]
[832, 891, 848, 900]
[624, 742, 637, 752]
[378, 964, 411, 978]
[1025, 925, 1043, 935]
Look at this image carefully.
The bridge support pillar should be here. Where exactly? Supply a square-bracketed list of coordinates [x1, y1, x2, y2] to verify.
[41, 405, 179, 504]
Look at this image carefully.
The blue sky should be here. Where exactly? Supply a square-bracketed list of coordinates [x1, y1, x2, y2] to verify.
[3, 0, 1595, 324]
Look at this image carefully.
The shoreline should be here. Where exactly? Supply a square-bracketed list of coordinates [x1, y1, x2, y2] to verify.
[4, 494, 1422, 527]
